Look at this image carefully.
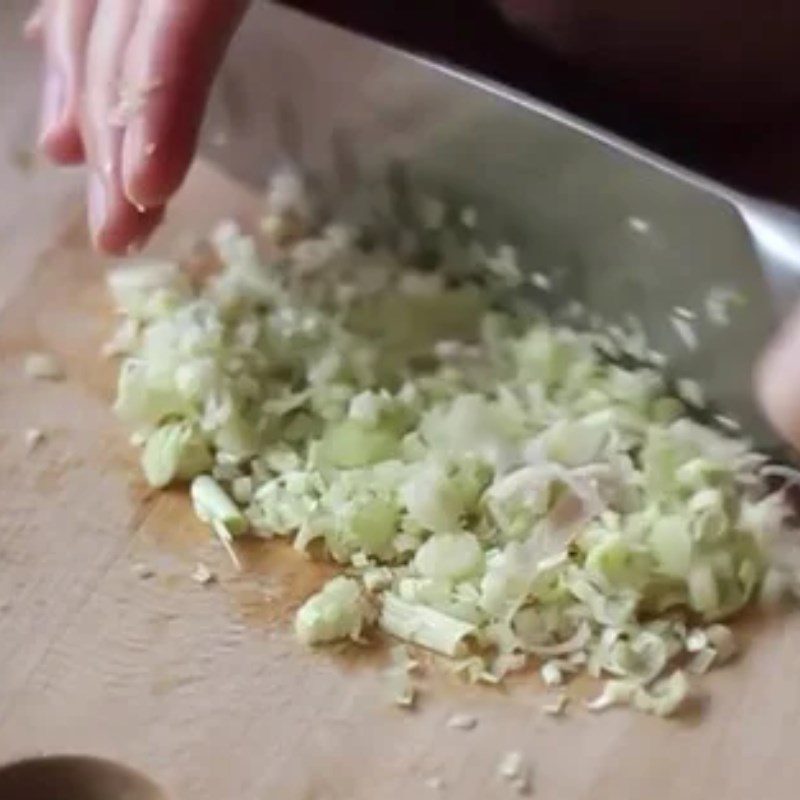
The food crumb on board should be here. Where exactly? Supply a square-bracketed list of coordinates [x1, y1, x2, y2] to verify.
[542, 693, 569, 717]
[24, 428, 45, 450]
[24, 351, 64, 381]
[446, 712, 478, 731]
[425, 776, 445, 791]
[498, 750, 532, 795]
[130, 562, 155, 580]
[191, 562, 216, 585]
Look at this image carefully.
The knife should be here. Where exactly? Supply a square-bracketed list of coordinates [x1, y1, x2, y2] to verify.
[200, 2, 800, 449]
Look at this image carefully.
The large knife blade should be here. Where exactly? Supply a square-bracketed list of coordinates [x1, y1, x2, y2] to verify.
[201, 2, 800, 448]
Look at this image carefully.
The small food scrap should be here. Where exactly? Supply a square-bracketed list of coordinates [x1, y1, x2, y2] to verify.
[686, 623, 738, 675]
[191, 562, 216, 585]
[383, 645, 419, 709]
[529, 272, 552, 291]
[498, 751, 531, 795]
[714, 414, 741, 434]
[627, 216, 651, 234]
[676, 377, 705, 408]
[130, 562, 155, 580]
[632, 671, 690, 717]
[586, 671, 690, 718]
[295, 576, 373, 646]
[460, 206, 477, 228]
[670, 314, 698, 350]
[24, 428, 45, 450]
[539, 661, 563, 687]
[24, 351, 63, 381]
[705, 287, 745, 327]
[425, 776, 445, 792]
[672, 305, 696, 321]
[379, 595, 475, 658]
[485, 244, 522, 284]
[585, 680, 637, 713]
[446, 712, 478, 731]
[706, 624, 737, 665]
[541, 693, 569, 717]
[190, 476, 245, 569]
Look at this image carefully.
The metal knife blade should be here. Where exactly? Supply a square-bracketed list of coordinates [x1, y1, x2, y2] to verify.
[201, 2, 800, 447]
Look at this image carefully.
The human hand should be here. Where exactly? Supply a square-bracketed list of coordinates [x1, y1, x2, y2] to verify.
[29, 0, 249, 254]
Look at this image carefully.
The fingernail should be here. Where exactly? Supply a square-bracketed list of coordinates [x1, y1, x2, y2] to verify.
[88, 173, 108, 241]
[39, 68, 65, 144]
[757, 307, 800, 447]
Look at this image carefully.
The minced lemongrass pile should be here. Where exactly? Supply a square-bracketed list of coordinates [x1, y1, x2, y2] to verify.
[105, 183, 799, 718]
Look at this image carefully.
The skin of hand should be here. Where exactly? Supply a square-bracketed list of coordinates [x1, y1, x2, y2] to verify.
[30, 0, 249, 255]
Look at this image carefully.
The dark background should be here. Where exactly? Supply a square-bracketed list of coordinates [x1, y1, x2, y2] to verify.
[284, 0, 800, 207]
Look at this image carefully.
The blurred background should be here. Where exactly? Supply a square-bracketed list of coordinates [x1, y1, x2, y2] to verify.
[0, 1, 81, 309]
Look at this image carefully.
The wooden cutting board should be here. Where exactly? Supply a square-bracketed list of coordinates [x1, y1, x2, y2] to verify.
[2, 161, 800, 800]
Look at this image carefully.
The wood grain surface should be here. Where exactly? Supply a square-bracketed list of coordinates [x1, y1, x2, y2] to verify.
[3, 3, 800, 798]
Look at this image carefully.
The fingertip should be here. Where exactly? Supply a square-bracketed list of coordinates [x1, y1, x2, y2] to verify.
[121, 121, 193, 209]
[92, 203, 165, 256]
[39, 123, 86, 165]
[756, 308, 800, 450]
[89, 167, 165, 255]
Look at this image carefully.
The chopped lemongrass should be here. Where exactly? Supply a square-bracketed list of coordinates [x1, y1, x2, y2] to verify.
[295, 576, 371, 645]
[632, 671, 690, 717]
[671, 315, 698, 350]
[142, 421, 213, 488]
[379, 594, 476, 657]
[540, 660, 564, 687]
[24, 351, 63, 380]
[106, 188, 799, 722]
[705, 287, 745, 327]
[672, 305, 696, 321]
[191, 476, 246, 568]
[191, 476, 247, 536]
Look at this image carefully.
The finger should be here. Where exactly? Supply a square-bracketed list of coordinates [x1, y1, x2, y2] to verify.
[756, 305, 800, 449]
[39, 0, 96, 164]
[24, 5, 44, 43]
[88, 174, 165, 254]
[83, 0, 163, 253]
[121, 0, 249, 208]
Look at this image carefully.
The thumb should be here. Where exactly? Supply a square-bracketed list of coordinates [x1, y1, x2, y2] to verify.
[757, 304, 800, 449]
